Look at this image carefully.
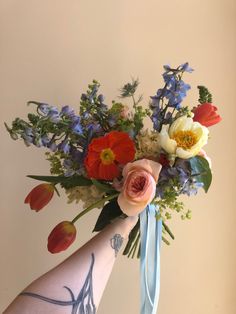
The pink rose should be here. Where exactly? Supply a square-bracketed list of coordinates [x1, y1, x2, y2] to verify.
[118, 159, 162, 216]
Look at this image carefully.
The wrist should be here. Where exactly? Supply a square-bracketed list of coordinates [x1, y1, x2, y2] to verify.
[111, 215, 139, 239]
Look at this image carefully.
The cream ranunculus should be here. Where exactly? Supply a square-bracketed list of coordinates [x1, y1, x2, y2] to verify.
[160, 116, 209, 159]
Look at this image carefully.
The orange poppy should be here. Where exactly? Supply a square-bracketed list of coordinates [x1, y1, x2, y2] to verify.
[85, 131, 135, 180]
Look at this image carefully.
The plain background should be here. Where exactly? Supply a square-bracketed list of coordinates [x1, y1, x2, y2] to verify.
[0, 1, 235, 313]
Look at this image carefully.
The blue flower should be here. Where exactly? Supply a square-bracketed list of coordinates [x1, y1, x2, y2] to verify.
[98, 94, 105, 103]
[38, 103, 50, 115]
[70, 117, 83, 135]
[41, 135, 50, 147]
[47, 107, 60, 123]
[63, 159, 75, 177]
[48, 141, 57, 152]
[179, 62, 194, 73]
[61, 106, 75, 118]
[58, 140, 70, 154]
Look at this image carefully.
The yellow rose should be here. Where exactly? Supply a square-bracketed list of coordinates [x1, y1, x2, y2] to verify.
[159, 116, 209, 159]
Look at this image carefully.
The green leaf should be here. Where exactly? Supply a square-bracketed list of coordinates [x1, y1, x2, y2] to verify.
[27, 175, 92, 188]
[189, 156, 212, 193]
[91, 179, 115, 192]
[93, 198, 123, 232]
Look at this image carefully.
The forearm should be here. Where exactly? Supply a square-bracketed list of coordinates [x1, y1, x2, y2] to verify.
[4, 216, 138, 314]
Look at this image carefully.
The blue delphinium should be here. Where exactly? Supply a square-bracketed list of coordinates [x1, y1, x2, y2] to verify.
[58, 140, 70, 154]
[156, 157, 204, 200]
[150, 62, 193, 132]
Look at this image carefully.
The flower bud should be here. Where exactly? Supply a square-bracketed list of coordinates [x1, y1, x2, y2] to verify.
[192, 103, 222, 127]
[24, 183, 54, 212]
[47, 221, 77, 254]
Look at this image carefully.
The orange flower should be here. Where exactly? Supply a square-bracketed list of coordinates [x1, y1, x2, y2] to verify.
[193, 103, 222, 127]
[85, 131, 136, 180]
[24, 183, 54, 212]
[47, 221, 77, 254]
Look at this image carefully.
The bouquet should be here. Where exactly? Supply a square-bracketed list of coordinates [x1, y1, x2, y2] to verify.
[5, 63, 221, 312]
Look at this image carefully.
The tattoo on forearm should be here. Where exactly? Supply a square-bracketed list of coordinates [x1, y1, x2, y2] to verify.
[110, 234, 124, 257]
[20, 253, 96, 314]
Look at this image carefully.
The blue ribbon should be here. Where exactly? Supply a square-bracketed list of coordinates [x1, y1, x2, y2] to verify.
[140, 204, 162, 314]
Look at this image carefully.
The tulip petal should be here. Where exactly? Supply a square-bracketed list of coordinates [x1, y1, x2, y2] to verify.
[47, 221, 76, 254]
[24, 184, 54, 212]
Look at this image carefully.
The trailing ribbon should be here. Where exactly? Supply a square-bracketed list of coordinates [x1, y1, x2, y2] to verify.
[140, 204, 162, 314]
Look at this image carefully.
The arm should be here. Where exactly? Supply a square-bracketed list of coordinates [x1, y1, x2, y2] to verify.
[4, 216, 138, 314]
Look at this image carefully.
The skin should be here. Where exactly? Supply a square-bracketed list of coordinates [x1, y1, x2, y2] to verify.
[4, 216, 138, 314]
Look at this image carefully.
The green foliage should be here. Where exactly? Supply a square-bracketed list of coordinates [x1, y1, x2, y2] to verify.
[133, 106, 150, 134]
[119, 78, 139, 98]
[79, 80, 110, 132]
[45, 152, 64, 175]
[189, 156, 212, 192]
[27, 174, 92, 188]
[197, 85, 212, 104]
[93, 198, 123, 232]
[91, 179, 116, 193]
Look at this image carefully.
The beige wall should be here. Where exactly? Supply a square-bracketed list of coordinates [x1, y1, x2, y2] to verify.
[1, 1, 235, 313]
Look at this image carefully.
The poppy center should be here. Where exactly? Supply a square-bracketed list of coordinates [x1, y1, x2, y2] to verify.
[172, 130, 198, 150]
[100, 148, 115, 165]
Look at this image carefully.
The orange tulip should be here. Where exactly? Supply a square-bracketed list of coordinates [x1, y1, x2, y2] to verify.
[24, 183, 54, 212]
[47, 221, 77, 253]
[193, 103, 222, 127]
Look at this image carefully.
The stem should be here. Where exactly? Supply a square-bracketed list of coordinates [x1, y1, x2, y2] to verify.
[162, 236, 170, 245]
[132, 95, 137, 108]
[53, 184, 60, 197]
[162, 221, 175, 240]
[71, 193, 119, 224]
[123, 220, 140, 256]
[128, 230, 140, 258]
[131, 231, 140, 258]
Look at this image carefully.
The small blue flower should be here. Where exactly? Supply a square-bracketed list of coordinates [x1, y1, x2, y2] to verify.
[98, 94, 105, 103]
[38, 103, 50, 115]
[58, 140, 70, 154]
[48, 141, 57, 152]
[61, 106, 75, 117]
[70, 118, 83, 135]
[47, 107, 60, 123]
[22, 128, 34, 146]
[63, 159, 75, 177]
[41, 135, 50, 147]
[163, 64, 171, 71]
[180, 63, 194, 73]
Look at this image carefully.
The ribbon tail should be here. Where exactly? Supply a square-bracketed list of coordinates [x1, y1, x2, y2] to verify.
[140, 204, 162, 314]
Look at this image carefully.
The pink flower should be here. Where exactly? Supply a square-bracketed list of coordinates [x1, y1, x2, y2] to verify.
[118, 159, 162, 216]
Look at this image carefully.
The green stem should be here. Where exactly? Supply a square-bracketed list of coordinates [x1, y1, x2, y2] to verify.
[162, 221, 175, 240]
[162, 236, 170, 245]
[131, 231, 140, 258]
[132, 95, 137, 108]
[128, 230, 140, 258]
[71, 193, 119, 224]
[53, 184, 60, 197]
